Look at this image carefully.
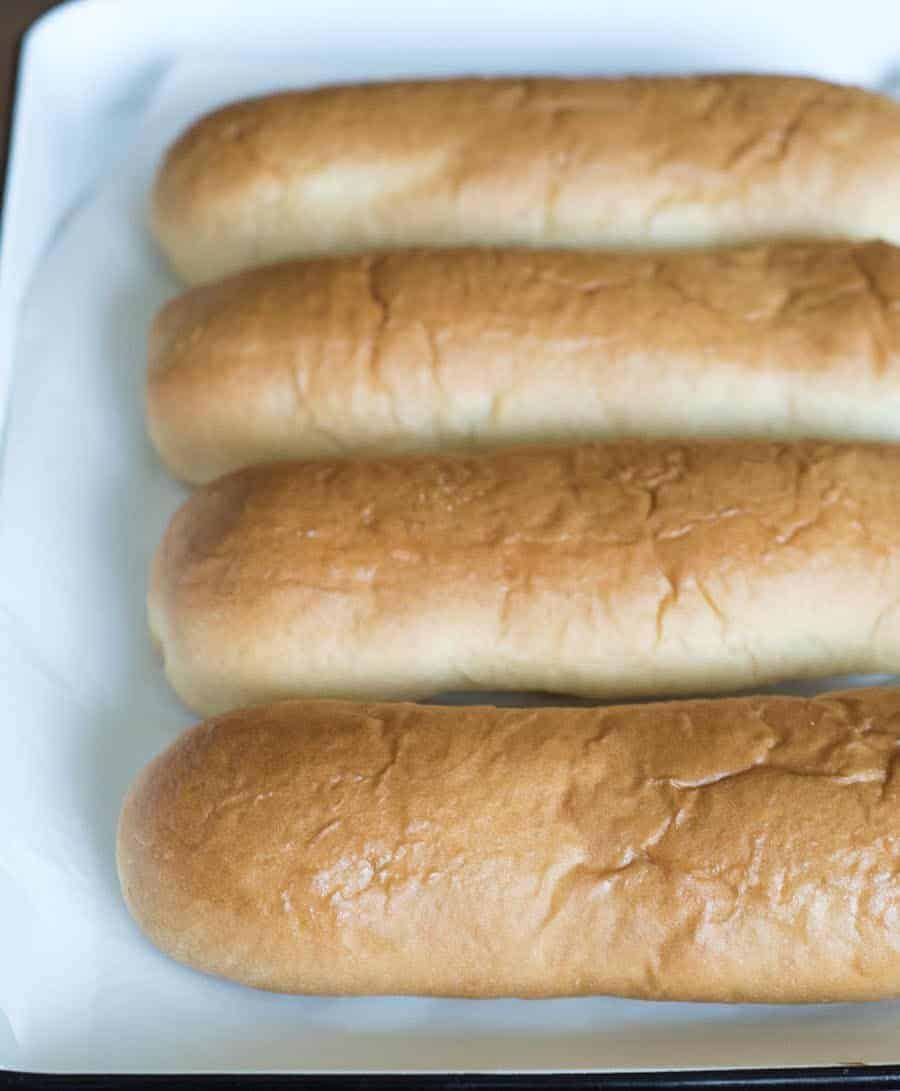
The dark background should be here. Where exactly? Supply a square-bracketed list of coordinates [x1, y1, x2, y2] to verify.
[0, 0, 60, 194]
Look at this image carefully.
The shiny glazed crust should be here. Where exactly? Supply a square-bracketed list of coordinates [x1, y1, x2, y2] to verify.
[117, 690, 900, 1000]
[149, 440, 900, 714]
[151, 75, 900, 283]
[147, 241, 900, 483]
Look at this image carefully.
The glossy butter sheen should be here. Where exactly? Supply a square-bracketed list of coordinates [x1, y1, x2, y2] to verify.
[150, 439, 900, 714]
[117, 691, 900, 1000]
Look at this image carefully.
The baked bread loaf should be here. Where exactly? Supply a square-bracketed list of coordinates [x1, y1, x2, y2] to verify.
[149, 439, 900, 715]
[150, 75, 900, 284]
[117, 690, 900, 1001]
[148, 241, 900, 483]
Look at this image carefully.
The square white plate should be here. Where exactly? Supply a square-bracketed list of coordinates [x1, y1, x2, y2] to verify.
[2, 0, 900, 1076]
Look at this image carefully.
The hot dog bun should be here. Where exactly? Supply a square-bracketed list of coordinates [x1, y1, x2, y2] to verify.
[117, 690, 900, 1001]
[149, 440, 900, 714]
[151, 75, 900, 284]
[147, 241, 900, 483]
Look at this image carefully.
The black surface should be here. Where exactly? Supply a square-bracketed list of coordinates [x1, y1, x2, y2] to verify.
[0, 0, 60, 213]
[2, 1067, 900, 1089]
[0, 3, 898, 1089]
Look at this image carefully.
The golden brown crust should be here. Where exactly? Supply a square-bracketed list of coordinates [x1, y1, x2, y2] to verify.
[149, 440, 900, 715]
[150, 75, 900, 283]
[117, 689, 900, 1000]
[148, 241, 900, 483]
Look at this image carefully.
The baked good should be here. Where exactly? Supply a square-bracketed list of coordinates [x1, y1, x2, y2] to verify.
[151, 75, 900, 284]
[149, 439, 900, 714]
[148, 241, 900, 483]
[117, 690, 900, 1000]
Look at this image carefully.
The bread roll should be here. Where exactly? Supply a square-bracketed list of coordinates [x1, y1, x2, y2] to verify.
[148, 241, 900, 484]
[149, 440, 900, 715]
[117, 690, 900, 1001]
[150, 75, 900, 284]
